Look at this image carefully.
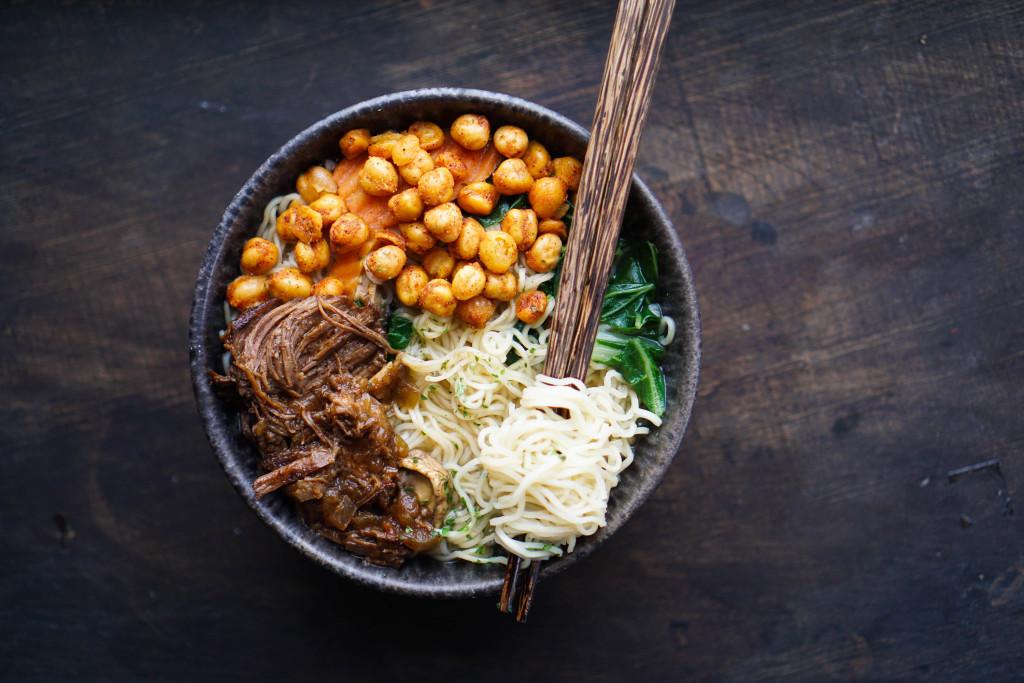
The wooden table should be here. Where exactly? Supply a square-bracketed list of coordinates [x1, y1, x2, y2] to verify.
[3, 1, 1022, 679]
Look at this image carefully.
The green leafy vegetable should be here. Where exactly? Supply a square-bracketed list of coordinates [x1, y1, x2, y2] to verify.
[479, 193, 527, 227]
[589, 240, 669, 417]
[613, 339, 667, 417]
[387, 312, 416, 350]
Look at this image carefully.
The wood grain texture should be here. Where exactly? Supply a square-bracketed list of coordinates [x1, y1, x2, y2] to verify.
[1, 0, 1022, 680]
[548, 0, 675, 380]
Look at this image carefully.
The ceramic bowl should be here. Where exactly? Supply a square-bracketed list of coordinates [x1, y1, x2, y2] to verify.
[189, 88, 700, 598]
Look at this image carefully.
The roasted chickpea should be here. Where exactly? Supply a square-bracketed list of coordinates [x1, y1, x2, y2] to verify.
[421, 247, 455, 280]
[296, 166, 338, 204]
[435, 150, 468, 182]
[368, 131, 402, 159]
[525, 233, 563, 273]
[329, 213, 370, 253]
[340, 129, 370, 159]
[478, 230, 518, 273]
[423, 202, 463, 243]
[399, 149, 435, 186]
[388, 188, 424, 222]
[491, 158, 535, 195]
[371, 227, 406, 252]
[295, 239, 331, 273]
[483, 269, 517, 301]
[455, 295, 497, 329]
[419, 279, 457, 317]
[364, 245, 407, 282]
[308, 192, 346, 226]
[493, 125, 529, 158]
[528, 176, 568, 219]
[399, 221, 437, 255]
[359, 156, 399, 197]
[240, 237, 278, 275]
[450, 113, 490, 151]
[457, 182, 499, 216]
[312, 276, 346, 297]
[408, 121, 445, 151]
[391, 133, 421, 167]
[522, 140, 553, 179]
[227, 274, 269, 310]
[277, 204, 324, 244]
[418, 167, 455, 206]
[501, 208, 538, 251]
[449, 217, 484, 260]
[515, 290, 548, 325]
[552, 156, 583, 191]
[269, 268, 313, 301]
[451, 260, 486, 300]
[538, 218, 568, 240]
[395, 265, 429, 307]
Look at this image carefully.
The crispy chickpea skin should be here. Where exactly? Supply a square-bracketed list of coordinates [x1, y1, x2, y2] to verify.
[359, 157, 399, 197]
[339, 129, 370, 159]
[491, 158, 535, 195]
[515, 290, 548, 325]
[455, 295, 497, 329]
[268, 268, 313, 301]
[451, 261, 487, 300]
[525, 233, 563, 273]
[399, 221, 436, 255]
[388, 188, 425, 222]
[277, 204, 324, 244]
[419, 279, 458, 317]
[538, 218, 568, 240]
[450, 114, 490, 151]
[528, 176, 568, 220]
[399, 149, 435, 186]
[483, 269, 517, 301]
[435, 150, 469, 181]
[493, 125, 529, 158]
[478, 230, 518, 273]
[501, 208, 539, 251]
[312, 276, 346, 297]
[522, 140, 553, 179]
[295, 239, 331, 273]
[240, 237, 278, 275]
[391, 133, 421, 166]
[552, 156, 583, 191]
[423, 202, 463, 243]
[227, 274, 269, 310]
[450, 217, 484, 260]
[408, 121, 445, 151]
[457, 182, 499, 216]
[418, 167, 455, 206]
[395, 264, 429, 307]
[364, 245, 407, 282]
[368, 131, 402, 159]
[421, 247, 456, 280]
[296, 166, 339, 204]
[329, 213, 370, 253]
[308, 193, 346, 226]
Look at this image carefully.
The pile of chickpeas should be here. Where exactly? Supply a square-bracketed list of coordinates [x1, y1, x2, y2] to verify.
[226, 113, 582, 329]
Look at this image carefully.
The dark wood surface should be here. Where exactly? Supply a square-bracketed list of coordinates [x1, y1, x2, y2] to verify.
[2, 1, 1022, 679]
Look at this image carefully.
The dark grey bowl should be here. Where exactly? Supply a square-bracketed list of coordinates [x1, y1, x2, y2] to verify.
[189, 88, 700, 598]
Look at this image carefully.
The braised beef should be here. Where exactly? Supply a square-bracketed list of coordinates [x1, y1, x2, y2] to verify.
[213, 295, 437, 568]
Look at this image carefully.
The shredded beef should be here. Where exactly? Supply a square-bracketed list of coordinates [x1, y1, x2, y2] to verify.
[212, 295, 436, 568]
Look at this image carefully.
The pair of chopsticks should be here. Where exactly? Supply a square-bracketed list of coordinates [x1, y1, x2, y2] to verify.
[498, 0, 676, 622]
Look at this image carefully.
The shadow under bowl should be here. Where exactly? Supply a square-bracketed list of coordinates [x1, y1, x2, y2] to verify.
[189, 87, 700, 599]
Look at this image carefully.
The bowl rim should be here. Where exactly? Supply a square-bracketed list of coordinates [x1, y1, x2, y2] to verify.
[189, 87, 701, 598]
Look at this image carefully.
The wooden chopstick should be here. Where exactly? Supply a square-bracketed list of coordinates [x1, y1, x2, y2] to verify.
[500, 0, 676, 622]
